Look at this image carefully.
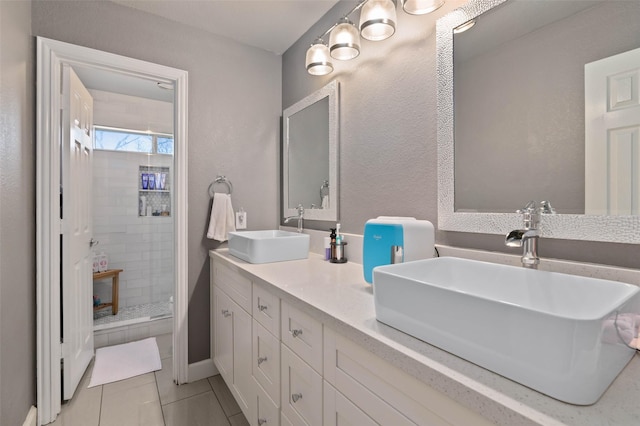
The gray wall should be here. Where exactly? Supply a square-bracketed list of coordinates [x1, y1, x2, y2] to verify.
[33, 0, 282, 362]
[0, 1, 36, 424]
[283, 0, 640, 269]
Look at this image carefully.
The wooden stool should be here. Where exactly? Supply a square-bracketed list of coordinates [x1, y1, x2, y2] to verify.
[93, 269, 123, 315]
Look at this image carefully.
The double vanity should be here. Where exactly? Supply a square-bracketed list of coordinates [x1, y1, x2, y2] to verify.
[210, 243, 640, 426]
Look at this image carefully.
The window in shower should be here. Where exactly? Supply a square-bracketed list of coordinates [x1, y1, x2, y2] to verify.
[94, 126, 174, 155]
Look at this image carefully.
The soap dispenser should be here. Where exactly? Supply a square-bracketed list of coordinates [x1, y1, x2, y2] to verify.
[329, 228, 336, 260]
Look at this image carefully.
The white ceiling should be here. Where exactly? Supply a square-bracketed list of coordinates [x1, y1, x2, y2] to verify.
[111, 0, 341, 55]
[74, 0, 340, 102]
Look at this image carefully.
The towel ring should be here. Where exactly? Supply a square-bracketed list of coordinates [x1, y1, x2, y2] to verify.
[208, 175, 233, 197]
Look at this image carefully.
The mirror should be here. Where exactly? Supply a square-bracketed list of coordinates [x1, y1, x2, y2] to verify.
[283, 80, 339, 221]
[437, 0, 640, 243]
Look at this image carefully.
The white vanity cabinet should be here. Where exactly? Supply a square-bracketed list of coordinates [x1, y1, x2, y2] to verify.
[211, 252, 493, 426]
[211, 261, 252, 419]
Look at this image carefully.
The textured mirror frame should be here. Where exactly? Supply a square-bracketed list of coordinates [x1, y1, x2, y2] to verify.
[283, 80, 339, 222]
[436, 0, 640, 244]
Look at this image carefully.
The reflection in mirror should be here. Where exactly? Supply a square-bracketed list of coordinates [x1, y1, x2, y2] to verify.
[453, 0, 640, 215]
[288, 97, 329, 209]
[283, 80, 339, 222]
[437, 0, 640, 243]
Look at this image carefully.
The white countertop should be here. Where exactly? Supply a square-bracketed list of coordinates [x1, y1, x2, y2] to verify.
[210, 249, 640, 426]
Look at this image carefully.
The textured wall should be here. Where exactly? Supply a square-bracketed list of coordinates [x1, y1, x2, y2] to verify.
[0, 1, 36, 424]
[282, 0, 640, 269]
[33, 0, 282, 362]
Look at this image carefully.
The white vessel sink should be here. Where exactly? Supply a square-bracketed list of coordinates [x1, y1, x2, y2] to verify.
[228, 230, 309, 264]
[373, 257, 640, 405]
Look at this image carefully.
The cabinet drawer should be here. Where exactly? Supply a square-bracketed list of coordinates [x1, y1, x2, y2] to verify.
[253, 320, 280, 405]
[323, 381, 377, 426]
[253, 283, 280, 338]
[253, 379, 280, 426]
[324, 328, 492, 426]
[214, 260, 252, 312]
[281, 344, 322, 426]
[281, 301, 323, 374]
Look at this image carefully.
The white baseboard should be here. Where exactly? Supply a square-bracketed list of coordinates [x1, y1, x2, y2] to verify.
[22, 406, 37, 426]
[188, 358, 218, 382]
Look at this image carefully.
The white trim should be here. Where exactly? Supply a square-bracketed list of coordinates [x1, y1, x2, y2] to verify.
[22, 406, 37, 426]
[188, 358, 219, 382]
[173, 69, 190, 385]
[36, 37, 189, 425]
[436, 0, 640, 244]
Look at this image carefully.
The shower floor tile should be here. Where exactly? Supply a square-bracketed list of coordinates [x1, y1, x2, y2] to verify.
[94, 301, 172, 328]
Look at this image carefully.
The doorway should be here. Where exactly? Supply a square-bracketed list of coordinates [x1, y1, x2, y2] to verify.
[36, 37, 189, 425]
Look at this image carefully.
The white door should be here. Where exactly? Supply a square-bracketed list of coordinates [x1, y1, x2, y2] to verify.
[61, 65, 95, 400]
[585, 47, 640, 215]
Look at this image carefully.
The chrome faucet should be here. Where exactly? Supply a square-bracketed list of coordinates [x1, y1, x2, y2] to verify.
[505, 201, 555, 269]
[284, 204, 304, 233]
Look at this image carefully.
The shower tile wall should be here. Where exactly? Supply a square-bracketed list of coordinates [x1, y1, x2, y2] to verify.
[92, 150, 174, 309]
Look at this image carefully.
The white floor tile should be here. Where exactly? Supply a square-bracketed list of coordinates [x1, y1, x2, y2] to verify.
[155, 357, 212, 405]
[56, 385, 102, 426]
[209, 375, 241, 417]
[229, 413, 250, 426]
[156, 333, 173, 360]
[100, 374, 163, 426]
[162, 391, 230, 426]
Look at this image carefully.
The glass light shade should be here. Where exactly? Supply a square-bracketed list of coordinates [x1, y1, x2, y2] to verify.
[329, 18, 361, 60]
[401, 0, 444, 15]
[305, 40, 333, 76]
[359, 0, 397, 41]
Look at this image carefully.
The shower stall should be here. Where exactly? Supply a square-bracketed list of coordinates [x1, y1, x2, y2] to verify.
[88, 89, 175, 345]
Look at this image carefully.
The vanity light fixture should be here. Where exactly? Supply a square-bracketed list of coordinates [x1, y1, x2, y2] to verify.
[401, 0, 444, 15]
[360, 0, 397, 41]
[305, 0, 446, 76]
[330, 17, 361, 60]
[305, 38, 334, 76]
[453, 19, 476, 34]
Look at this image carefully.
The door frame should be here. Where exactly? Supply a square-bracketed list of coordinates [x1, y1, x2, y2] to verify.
[36, 37, 189, 425]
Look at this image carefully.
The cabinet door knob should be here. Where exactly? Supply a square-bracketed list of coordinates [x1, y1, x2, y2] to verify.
[221, 309, 231, 318]
[258, 304, 268, 312]
[291, 392, 303, 403]
[258, 419, 267, 426]
[257, 356, 268, 365]
[291, 329, 303, 338]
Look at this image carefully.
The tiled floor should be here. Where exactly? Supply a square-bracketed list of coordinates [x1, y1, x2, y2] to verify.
[50, 333, 248, 426]
[94, 301, 172, 328]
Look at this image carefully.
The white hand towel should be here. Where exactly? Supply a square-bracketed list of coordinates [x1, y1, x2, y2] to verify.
[207, 193, 236, 242]
[321, 194, 329, 209]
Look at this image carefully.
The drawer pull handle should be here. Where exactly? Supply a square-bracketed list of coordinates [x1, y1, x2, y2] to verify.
[291, 329, 303, 338]
[257, 356, 268, 365]
[291, 392, 303, 403]
[221, 309, 231, 318]
[258, 419, 267, 426]
[258, 304, 268, 312]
